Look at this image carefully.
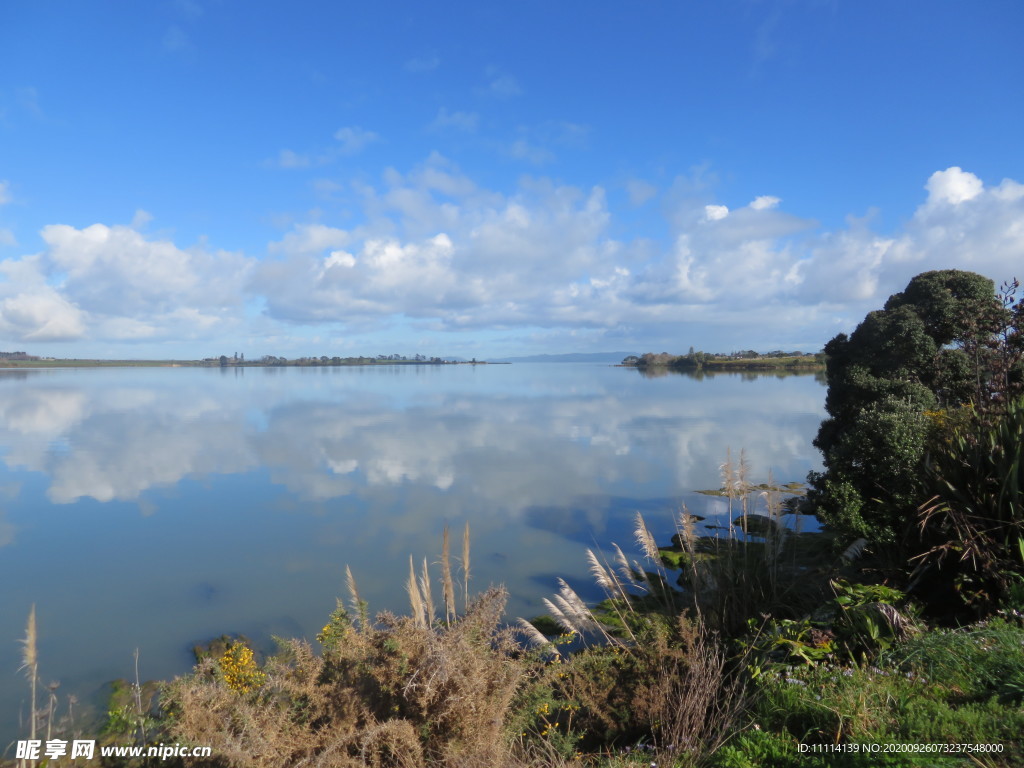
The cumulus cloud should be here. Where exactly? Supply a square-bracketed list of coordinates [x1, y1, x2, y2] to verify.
[41, 223, 248, 318]
[0, 287, 87, 341]
[0, 255, 87, 341]
[268, 223, 350, 257]
[333, 126, 379, 155]
[750, 195, 781, 210]
[506, 138, 555, 165]
[481, 73, 522, 97]
[704, 204, 729, 221]
[626, 179, 657, 207]
[925, 166, 983, 205]
[277, 149, 312, 169]
[253, 159, 617, 328]
[275, 128, 379, 169]
[0, 222, 253, 344]
[792, 168, 1024, 316]
[250, 164, 1024, 345]
[429, 108, 479, 132]
[3, 164, 1021, 353]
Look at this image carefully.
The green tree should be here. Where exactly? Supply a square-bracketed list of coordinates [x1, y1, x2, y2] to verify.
[809, 270, 1001, 547]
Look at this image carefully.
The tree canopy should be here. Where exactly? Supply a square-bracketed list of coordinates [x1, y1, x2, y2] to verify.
[810, 269, 1022, 547]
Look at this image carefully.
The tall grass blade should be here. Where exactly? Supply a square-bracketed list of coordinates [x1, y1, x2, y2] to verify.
[345, 565, 369, 629]
[419, 557, 436, 626]
[20, 604, 38, 766]
[556, 578, 608, 640]
[634, 511, 660, 562]
[613, 542, 647, 592]
[515, 618, 558, 656]
[586, 548, 614, 592]
[406, 555, 426, 628]
[441, 526, 456, 625]
[462, 522, 471, 611]
[541, 597, 579, 635]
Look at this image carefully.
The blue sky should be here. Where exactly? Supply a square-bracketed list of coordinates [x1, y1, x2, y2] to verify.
[0, 0, 1022, 359]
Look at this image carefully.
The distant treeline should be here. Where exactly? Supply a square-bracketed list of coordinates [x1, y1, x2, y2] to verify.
[0, 351, 39, 360]
[622, 349, 825, 371]
[204, 353, 453, 367]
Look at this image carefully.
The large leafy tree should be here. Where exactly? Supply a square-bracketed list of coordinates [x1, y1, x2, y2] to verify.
[809, 270, 1003, 547]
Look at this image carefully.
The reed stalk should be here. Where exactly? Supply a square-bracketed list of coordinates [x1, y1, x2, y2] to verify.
[20, 605, 38, 768]
[419, 557, 435, 626]
[462, 522, 471, 611]
[440, 526, 456, 625]
[345, 565, 369, 629]
[406, 555, 426, 627]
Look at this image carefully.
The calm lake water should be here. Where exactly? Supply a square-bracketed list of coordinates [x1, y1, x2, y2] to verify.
[0, 363, 826, 740]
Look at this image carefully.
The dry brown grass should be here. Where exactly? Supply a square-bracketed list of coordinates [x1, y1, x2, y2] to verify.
[162, 511, 753, 768]
[163, 588, 531, 768]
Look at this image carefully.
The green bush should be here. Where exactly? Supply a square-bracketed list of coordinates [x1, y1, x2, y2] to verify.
[914, 397, 1024, 616]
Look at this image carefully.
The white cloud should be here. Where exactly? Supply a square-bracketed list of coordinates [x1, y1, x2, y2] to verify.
[311, 178, 344, 199]
[275, 128, 379, 169]
[0, 289, 87, 341]
[925, 166, 983, 205]
[40, 224, 247, 317]
[506, 138, 555, 165]
[326, 250, 356, 268]
[268, 223, 350, 257]
[482, 74, 522, 97]
[0, 180, 11, 205]
[4, 164, 1021, 355]
[750, 195, 781, 210]
[277, 149, 312, 169]
[429, 108, 479, 132]
[793, 167, 1024, 315]
[0, 229, 15, 247]
[253, 162, 616, 328]
[626, 179, 657, 207]
[130, 209, 153, 229]
[0, 222, 253, 345]
[333, 126, 379, 155]
[0, 254, 87, 341]
[704, 204, 729, 221]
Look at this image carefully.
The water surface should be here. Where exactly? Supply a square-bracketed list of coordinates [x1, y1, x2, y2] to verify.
[0, 363, 825, 738]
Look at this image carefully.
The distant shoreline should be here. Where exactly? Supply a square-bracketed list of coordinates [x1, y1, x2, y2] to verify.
[0, 359, 501, 369]
[620, 353, 826, 373]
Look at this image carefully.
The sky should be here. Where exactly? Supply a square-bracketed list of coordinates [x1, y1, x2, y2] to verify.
[0, 0, 1022, 360]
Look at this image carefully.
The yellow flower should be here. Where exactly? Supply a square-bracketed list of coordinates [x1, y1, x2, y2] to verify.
[219, 642, 266, 694]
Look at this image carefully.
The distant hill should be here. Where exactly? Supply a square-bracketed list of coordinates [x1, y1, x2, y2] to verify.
[488, 352, 638, 364]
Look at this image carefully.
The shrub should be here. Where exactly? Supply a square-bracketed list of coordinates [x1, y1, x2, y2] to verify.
[163, 588, 531, 768]
[913, 396, 1024, 616]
